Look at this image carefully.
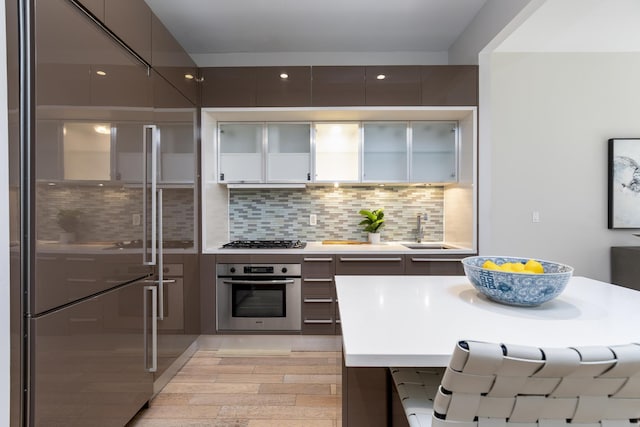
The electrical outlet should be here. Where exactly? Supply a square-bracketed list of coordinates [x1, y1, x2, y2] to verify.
[132, 213, 141, 226]
[532, 211, 540, 223]
[309, 214, 317, 226]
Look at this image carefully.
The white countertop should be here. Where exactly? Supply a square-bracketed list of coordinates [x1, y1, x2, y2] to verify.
[335, 275, 640, 367]
[214, 241, 474, 255]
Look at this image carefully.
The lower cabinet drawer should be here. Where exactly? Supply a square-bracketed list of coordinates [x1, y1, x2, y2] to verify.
[302, 301, 335, 335]
[405, 257, 465, 275]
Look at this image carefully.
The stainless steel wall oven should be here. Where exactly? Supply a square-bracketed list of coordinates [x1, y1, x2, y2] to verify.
[216, 263, 301, 331]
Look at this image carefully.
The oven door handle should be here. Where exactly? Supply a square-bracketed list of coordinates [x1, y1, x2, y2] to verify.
[222, 279, 295, 285]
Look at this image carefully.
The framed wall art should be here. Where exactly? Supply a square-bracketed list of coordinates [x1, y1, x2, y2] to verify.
[608, 138, 640, 229]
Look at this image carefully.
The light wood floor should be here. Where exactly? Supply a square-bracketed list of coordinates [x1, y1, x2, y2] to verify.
[128, 344, 342, 427]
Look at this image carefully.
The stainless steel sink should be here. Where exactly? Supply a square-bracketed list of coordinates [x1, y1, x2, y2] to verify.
[402, 243, 451, 250]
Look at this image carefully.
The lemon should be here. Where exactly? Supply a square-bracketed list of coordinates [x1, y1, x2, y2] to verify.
[482, 260, 500, 270]
[511, 262, 525, 272]
[524, 259, 544, 274]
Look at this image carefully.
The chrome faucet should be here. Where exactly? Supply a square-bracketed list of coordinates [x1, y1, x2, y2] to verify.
[416, 213, 428, 242]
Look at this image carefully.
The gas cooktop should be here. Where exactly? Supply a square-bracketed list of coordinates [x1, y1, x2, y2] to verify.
[221, 240, 306, 249]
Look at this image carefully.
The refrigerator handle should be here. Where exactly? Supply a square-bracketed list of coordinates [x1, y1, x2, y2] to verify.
[158, 188, 164, 320]
[143, 285, 158, 372]
[142, 125, 158, 266]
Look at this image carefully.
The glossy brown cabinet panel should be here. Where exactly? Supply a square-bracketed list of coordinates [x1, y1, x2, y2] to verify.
[336, 255, 405, 275]
[256, 66, 312, 107]
[302, 256, 336, 335]
[104, 0, 152, 64]
[151, 14, 199, 105]
[201, 67, 257, 107]
[611, 247, 640, 291]
[342, 363, 388, 427]
[421, 65, 478, 106]
[31, 281, 152, 426]
[311, 66, 365, 106]
[404, 256, 465, 275]
[91, 63, 153, 107]
[365, 66, 421, 106]
[78, 0, 104, 20]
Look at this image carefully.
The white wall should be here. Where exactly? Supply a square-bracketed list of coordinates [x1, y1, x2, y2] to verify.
[449, 0, 532, 65]
[482, 52, 640, 281]
[1, 0, 11, 422]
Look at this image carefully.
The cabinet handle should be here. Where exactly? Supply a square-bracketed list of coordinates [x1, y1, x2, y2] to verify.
[66, 278, 97, 283]
[144, 285, 158, 373]
[65, 257, 95, 262]
[304, 298, 333, 303]
[410, 258, 463, 262]
[304, 257, 333, 262]
[336, 319, 341, 324]
[303, 278, 333, 283]
[220, 172, 225, 181]
[307, 172, 311, 181]
[339, 257, 402, 262]
[304, 319, 333, 324]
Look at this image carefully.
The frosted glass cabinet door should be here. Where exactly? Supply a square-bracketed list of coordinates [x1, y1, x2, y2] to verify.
[411, 121, 457, 183]
[219, 123, 263, 182]
[267, 123, 311, 182]
[314, 123, 360, 182]
[362, 122, 408, 182]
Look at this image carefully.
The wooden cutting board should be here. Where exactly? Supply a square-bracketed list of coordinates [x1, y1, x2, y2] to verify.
[322, 240, 370, 245]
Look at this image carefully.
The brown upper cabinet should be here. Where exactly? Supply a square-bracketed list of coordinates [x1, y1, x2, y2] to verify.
[201, 65, 478, 108]
[421, 65, 478, 106]
[365, 66, 421, 106]
[151, 14, 199, 105]
[256, 67, 312, 107]
[104, 0, 152, 64]
[201, 66, 312, 107]
[311, 66, 366, 106]
[78, 0, 104, 21]
[201, 67, 257, 107]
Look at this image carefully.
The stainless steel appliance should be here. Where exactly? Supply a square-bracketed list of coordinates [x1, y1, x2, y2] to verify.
[216, 263, 302, 331]
[221, 239, 306, 249]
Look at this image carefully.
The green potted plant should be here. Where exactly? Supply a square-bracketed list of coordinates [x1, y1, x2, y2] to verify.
[358, 208, 385, 244]
[57, 208, 82, 243]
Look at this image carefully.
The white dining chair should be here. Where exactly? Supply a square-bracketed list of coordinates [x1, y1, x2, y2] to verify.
[391, 340, 640, 427]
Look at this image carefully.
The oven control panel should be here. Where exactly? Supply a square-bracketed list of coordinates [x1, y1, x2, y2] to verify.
[217, 263, 301, 277]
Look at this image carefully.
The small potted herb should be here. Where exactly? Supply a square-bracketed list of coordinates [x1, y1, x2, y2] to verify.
[358, 208, 385, 244]
[57, 209, 82, 243]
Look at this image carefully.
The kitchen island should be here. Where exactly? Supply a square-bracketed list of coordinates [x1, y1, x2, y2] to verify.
[335, 275, 640, 427]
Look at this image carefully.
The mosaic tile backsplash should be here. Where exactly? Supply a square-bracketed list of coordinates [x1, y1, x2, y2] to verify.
[37, 184, 195, 242]
[229, 186, 444, 242]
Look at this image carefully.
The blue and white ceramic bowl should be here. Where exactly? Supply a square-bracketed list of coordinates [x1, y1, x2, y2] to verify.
[461, 256, 574, 306]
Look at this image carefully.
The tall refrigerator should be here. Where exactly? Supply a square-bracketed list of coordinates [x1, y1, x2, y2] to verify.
[6, 0, 197, 425]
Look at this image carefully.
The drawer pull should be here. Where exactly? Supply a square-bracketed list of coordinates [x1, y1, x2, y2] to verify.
[304, 319, 333, 324]
[339, 257, 402, 262]
[67, 278, 97, 283]
[303, 278, 333, 283]
[304, 257, 333, 262]
[304, 298, 333, 303]
[410, 258, 463, 262]
[336, 319, 341, 324]
[65, 257, 95, 262]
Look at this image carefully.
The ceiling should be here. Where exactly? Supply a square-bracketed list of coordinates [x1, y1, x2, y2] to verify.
[144, 0, 488, 66]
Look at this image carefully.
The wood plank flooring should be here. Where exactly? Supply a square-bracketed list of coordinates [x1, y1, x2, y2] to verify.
[128, 348, 342, 427]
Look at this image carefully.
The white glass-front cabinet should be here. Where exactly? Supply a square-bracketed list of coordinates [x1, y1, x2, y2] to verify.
[362, 122, 408, 182]
[411, 121, 457, 183]
[267, 123, 311, 182]
[218, 122, 311, 183]
[314, 122, 360, 182]
[218, 123, 263, 182]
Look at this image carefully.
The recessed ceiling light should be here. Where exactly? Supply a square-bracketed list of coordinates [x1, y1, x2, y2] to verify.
[96, 70, 107, 76]
[280, 73, 289, 79]
[376, 74, 386, 80]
